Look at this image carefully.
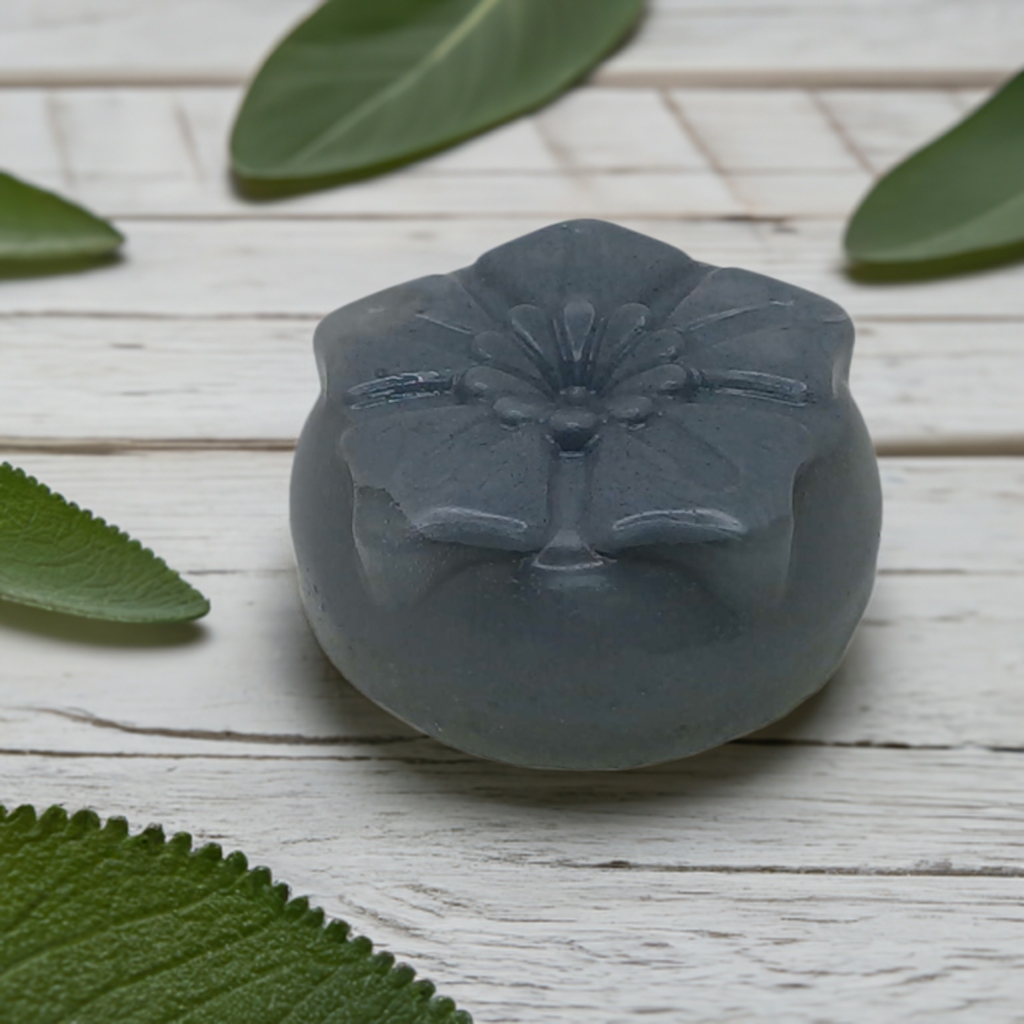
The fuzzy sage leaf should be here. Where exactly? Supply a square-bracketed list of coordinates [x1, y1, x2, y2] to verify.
[0, 463, 209, 622]
[0, 172, 122, 262]
[231, 0, 644, 184]
[0, 805, 471, 1024]
[845, 71, 1024, 269]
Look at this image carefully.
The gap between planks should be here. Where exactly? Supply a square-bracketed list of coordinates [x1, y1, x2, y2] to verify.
[18, 705, 1024, 757]
[5, 437, 1024, 457]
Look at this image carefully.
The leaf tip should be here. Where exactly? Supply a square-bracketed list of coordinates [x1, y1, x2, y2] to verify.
[1, 461, 211, 623]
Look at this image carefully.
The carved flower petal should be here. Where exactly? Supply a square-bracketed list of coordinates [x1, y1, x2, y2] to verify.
[456, 220, 713, 327]
[457, 365, 546, 402]
[471, 330, 549, 390]
[599, 326, 682, 391]
[341, 405, 550, 551]
[585, 416, 742, 548]
[316, 274, 496, 402]
[613, 362, 695, 398]
[351, 487, 500, 608]
[664, 267, 854, 400]
[507, 304, 564, 388]
[656, 401, 813, 536]
[585, 406, 813, 609]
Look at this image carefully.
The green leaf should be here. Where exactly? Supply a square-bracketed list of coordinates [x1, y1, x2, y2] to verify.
[0, 463, 209, 622]
[0, 171, 123, 261]
[845, 71, 1024, 267]
[0, 805, 471, 1024]
[231, 0, 644, 183]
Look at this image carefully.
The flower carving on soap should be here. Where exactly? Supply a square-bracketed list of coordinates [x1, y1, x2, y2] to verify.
[324, 221, 855, 607]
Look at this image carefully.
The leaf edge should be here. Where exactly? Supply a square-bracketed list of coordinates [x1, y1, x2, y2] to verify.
[0, 171, 124, 262]
[229, 0, 645, 183]
[0, 463, 210, 624]
[0, 803, 473, 1024]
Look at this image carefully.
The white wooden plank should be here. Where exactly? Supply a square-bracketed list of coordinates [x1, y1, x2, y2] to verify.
[4, 454, 1021, 579]
[3, 218, 1024, 321]
[599, 0, 1023, 88]
[0, 86, 739, 219]
[725, 171, 870, 219]
[49, 88, 199, 188]
[0, 89, 66, 191]
[2, 754, 1024, 1023]
[532, 88, 710, 171]
[853, 322, 1024, 449]
[0, 0, 318, 84]
[667, 89, 863, 173]
[4, 86, 998, 221]
[952, 88, 991, 114]
[2, 319, 1023, 449]
[816, 89, 968, 174]
[1, 0, 1019, 87]
[0, 452, 1022, 753]
[3, 568, 1024, 756]
[3, 748, 1024, 875]
[0, 317, 317, 443]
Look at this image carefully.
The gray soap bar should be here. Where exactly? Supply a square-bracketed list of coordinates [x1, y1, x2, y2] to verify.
[291, 220, 882, 770]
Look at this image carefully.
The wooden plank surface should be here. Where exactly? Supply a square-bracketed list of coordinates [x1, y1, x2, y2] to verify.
[6, 743, 1024, 1022]
[0, 452, 1021, 753]
[1, 752, 1023, 1024]
[4, 213, 1024, 452]
[8, 218, 1024, 321]
[0, 0, 1019, 87]
[3, 2, 1024, 1020]
[6, 317, 1024, 450]
[0, 84, 976, 220]
[3, 83, 1018, 453]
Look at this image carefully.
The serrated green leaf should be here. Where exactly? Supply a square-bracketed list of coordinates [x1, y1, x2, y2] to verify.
[0, 172, 123, 261]
[845, 71, 1024, 267]
[231, 0, 644, 183]
[0, 805, 471, 1024]
[0, 463, 209, 622]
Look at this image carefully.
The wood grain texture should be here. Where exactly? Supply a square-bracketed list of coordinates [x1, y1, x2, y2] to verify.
[598, 0, 1023, 88]
[3, 4, 1023, 1019]
[7, 218, 1024, 320]
[0, 85, 971, 221]
[0, 0, 1019, 87]
[3, 317, 1024, 451]
[2, 753, 1024, 1023]
[0, 452, 1021, 756]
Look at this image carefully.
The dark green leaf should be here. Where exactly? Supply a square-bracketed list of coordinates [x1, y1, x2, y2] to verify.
[0, 463, 209, 622]
[845, 71, 1024, 267]
[0, 172, 123, 261]
[0, 805, 471, 1024]
[231, 0, 644, 182]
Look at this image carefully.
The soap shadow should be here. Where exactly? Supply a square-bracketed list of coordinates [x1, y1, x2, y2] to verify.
[0, 252, 123, 280]
[307, 655, 858, 815]
[0, 597, 205, 649]
[844, 240, 1024, 283]
[286, 553, 874, 812]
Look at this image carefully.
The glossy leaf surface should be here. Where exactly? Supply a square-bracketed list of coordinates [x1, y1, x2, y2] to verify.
[0, 805, 471, 1024]
[0, 463, 209, 622]
[845, 71, 1024, 266]
[231, 0, 644, 181]
[0, 172, 122, 261]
